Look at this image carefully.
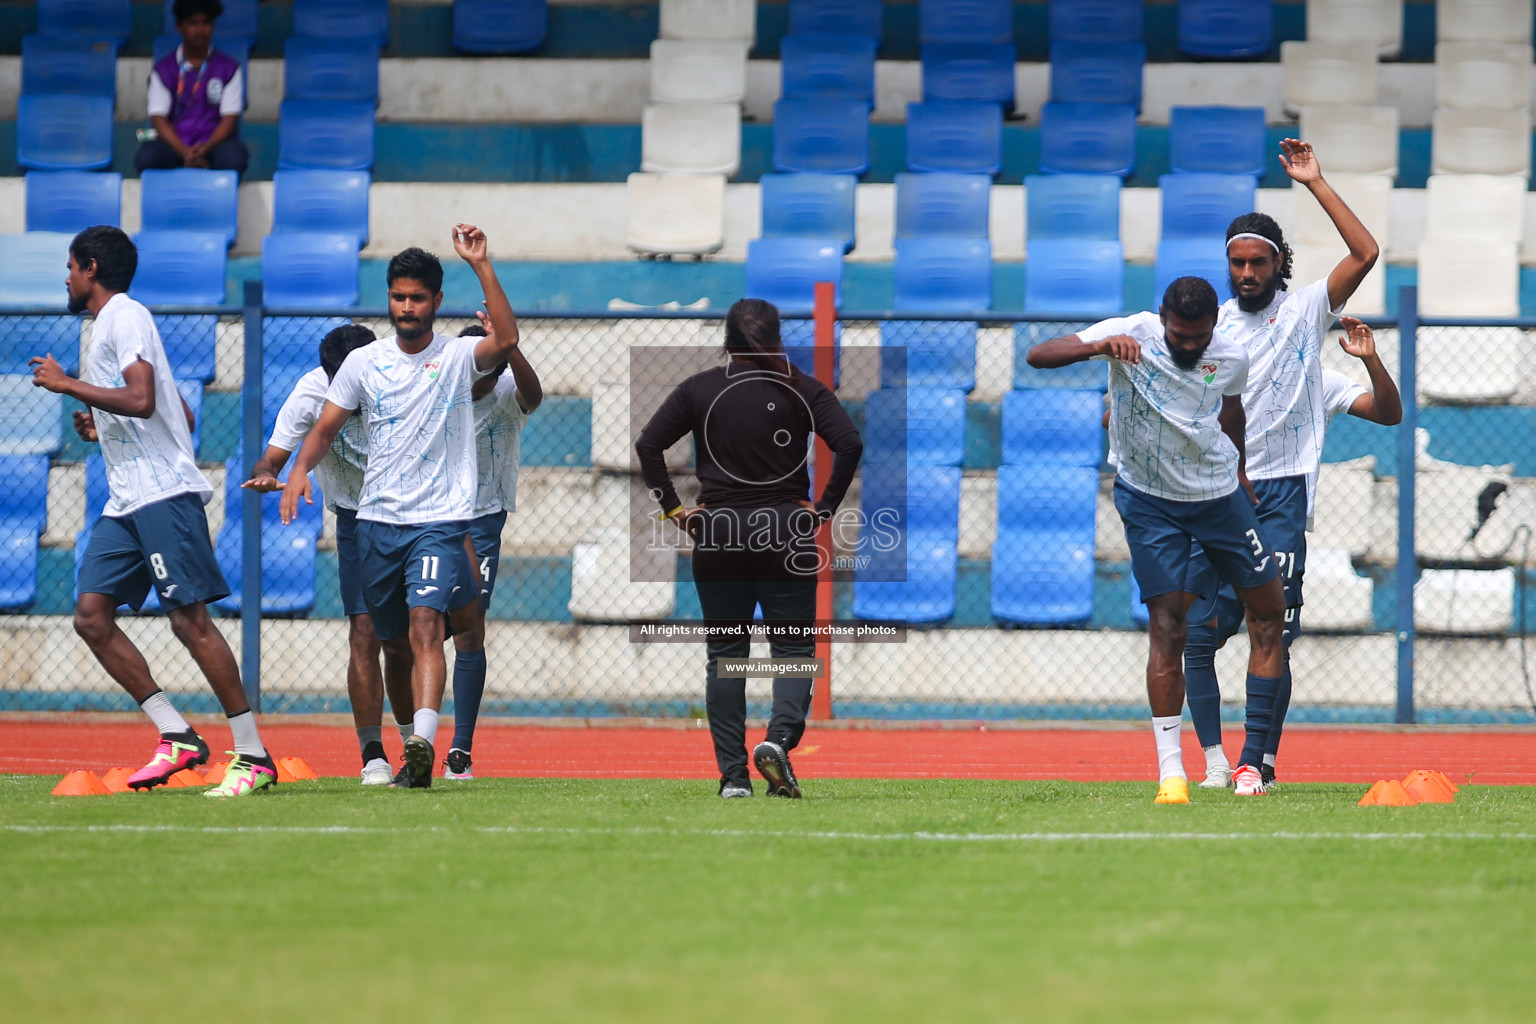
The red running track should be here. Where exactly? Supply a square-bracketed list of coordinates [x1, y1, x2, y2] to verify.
[3, 715, 1535, 785]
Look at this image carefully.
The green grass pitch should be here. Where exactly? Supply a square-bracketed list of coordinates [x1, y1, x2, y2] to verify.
[3, 776, 1534, 1023]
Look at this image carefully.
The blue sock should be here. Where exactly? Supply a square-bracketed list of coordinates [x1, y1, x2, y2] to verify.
[1264, 659, 1293, 759]
[450, 648, 487, 752]
[1239, 672, 1281, 769]
[1184, 623, 1223, 749]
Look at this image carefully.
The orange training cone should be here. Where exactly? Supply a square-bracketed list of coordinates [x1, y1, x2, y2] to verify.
[279, 756, 318, 780]
[204, 761, 229, 785]
[1402, 770, 1457, 804]
[1359, 779, 1417, 806]
[166, 768, 206, 788]
[101, 767, 135, 793]
[51, 770, 110, 796]
[274, 759, 298, 784]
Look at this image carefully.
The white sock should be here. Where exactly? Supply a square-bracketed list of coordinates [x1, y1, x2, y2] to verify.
[1204, 743, 1230, 772]
[1262, 753, 1276, 768]
[412, 708, 440, 746]
[227, 710, 267, 759]
[1153, 716, 1186, 781]
[140, 691, 190, 736]
[397, 722, 413, 744]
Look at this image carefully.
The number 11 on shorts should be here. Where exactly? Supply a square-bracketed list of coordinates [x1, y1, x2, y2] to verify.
[420, 555, 440, 580]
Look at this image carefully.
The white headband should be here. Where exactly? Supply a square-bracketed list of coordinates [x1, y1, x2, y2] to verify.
[1227, 232, 1280, 252]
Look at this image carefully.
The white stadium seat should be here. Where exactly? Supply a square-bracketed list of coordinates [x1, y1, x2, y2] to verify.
[1282, 42, 1378, 112]
[1419, 326, 1522, 403]
[626, 172, 726, 258]
[569, 528, 676, 621]
[659, 0, 756, 44]
[1289, 241, 1386, 316]
[1435, 42, 1533, 111]
[1305, 0, 1404, 58]
[1298, 105, 1399, 177]
[1293, 172, 1393, 246]
[1424, 173, 1527, 243]
[1414, 568, 1514, 634]
[1431, 107, 1532, 177]
[641, 102, 742, 176]
[1415, 460, 1514, 562]
[1417, 238, 1520, 317]
[649, 39, 749, 105]
[1313, 458, 1377, 558]
[1437, 0, 1534, 45]
[1302, 548, 1375, 632]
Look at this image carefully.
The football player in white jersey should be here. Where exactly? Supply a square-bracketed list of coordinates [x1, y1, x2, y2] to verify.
[1184, 138, 1381, 792]
[242, 324, 419, 786]
[280, 225, 524, 788]
[1028, 277, 1287, 803]
[29, 225, 277, 796]
[439, 316, 542, 781]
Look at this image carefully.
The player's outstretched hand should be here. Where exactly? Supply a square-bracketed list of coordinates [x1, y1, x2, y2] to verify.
[242, 472, 283, 493]
[1337, 315, 1376, 359]
[72, 409, 97, 442]
[1279, 138, 1321, 184]
[1097, 334, 1141, 364]
[28, 354, 73, 394]
[453, 224, 488, 264]
[278, 473, 313, 525]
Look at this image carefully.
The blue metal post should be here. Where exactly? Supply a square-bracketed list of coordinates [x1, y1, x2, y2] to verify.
[240, 282, 263, 712]
[1394, 287, 1417, 724]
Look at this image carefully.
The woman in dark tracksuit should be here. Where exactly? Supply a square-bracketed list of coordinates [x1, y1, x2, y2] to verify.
[636, 298, 862, 799]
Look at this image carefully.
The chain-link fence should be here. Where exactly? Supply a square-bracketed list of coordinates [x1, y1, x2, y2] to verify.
[2, 292, 1534, 725]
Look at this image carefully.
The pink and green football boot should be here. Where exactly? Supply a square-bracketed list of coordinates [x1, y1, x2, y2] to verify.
[127, 732, 210, 790]
[204, 752, 279, 798]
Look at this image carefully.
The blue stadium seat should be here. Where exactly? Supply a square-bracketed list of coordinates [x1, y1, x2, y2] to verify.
[129, 231, 227, 306]
[0, 375, 64, 456]
[284, 36, 380, 103]
[156, 315, 217, 383]
[1038, 102, 1137, 176]
[0, 519, 41, 611]
[215, 457, 322, 616]
[1168, 106, 1267, 177]
[453, 0, 548, 54]
[893, 238, 992, 311]
[17, 94, 113, 171]
[38, 0, 130, 48]
[782, 34, 877, 105]
[262, 316, 352, 429]
[0, 232, 73, 309]
[292, 0, 389, 45]
[880, 320, 976, 392]
[991, 465, 1097, 626]
[1013, 323, 1109, 391]
[1024, 173, 1120, 241]
[1154, 238, 1229, 306]
[1158, 172, 1255, 240]
[1049, 42, 1145, 108]
[745, 237, 844, 313]
[863, 387, 967, 466]
[772, 98, 870, 175]
[260, 234, 361, 308]
[176, 378, 204, 454]
[919, 0, 1011, 44]
[760, 172, 856, 253]
[1130, 573, 1149, 626]
[852, 464, 962, 623]
[789, 0, 882, 38]
[25, 171, 120, 233]
[0, 317, 79, 376]
[0, 455, 50, 533]
[920, 43, 1017, 107]
[164, 0, 257, 37]
[1178, 0, 1273, 59]
[1002, 388, 1103, 467]
[272, 169, 371, 248]
[277, 99, 375, 172]
[21, 34, 117, 97]
[1048, 0, 1144, 43]
[906, 101, 1003, 176]
[895, 172, 990, 239]
[140, 169, 239, 247]
[1024, 238, 1124, 314]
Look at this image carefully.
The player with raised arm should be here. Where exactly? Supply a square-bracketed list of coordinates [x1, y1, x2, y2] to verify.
[29, 225, 277, 796]
[439, 315, 542, 781]
[280, 225, 522, 789]
[241, 323, 418, 786]
[1184, 139, 1382, 793]
[1026, 277, 1288, 804]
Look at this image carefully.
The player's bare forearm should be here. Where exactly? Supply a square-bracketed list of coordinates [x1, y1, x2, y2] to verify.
[244, 445, 294, 491]
[507, 344, 543, 413]
[32, 357, 155, 418]
[1308, 179, 1379, 308]
[455, 224, 520, 370]
[1027, 335, 1095, 368]
[1360, 353, 1403, 425]
[289, 403, 350, 479]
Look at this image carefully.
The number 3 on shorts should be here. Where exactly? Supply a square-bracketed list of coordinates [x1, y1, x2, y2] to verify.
[149, 552, 168, 580]
[1244, 528, 1264, 557]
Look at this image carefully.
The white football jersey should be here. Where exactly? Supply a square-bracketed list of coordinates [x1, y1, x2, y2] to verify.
[266, 366, 368, 512]
[325, 333, 487, 524]
[84, 293, 211, 517]
[1216, 279, 1342, 483]
[472, 374, 529, 517]
[1079, 311, 1250, 502]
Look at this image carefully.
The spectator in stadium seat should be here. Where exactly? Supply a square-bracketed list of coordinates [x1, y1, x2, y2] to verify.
[135, 0, 249, 175]
[636, 299, 862, 799]
[1027, 276, 1288, 804]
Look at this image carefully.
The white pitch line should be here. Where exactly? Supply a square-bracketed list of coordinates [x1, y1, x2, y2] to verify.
[3, 824, 1534, 842]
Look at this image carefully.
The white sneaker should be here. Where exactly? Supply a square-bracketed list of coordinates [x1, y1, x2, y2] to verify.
[1199, 764, 1233, 789]
[1233, 764, 1268, 796]
[360, 758, 392, 786]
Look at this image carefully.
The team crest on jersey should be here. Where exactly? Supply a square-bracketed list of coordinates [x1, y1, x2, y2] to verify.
[423, 361, 441, 380]
[1200, 362, 1218, 384]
